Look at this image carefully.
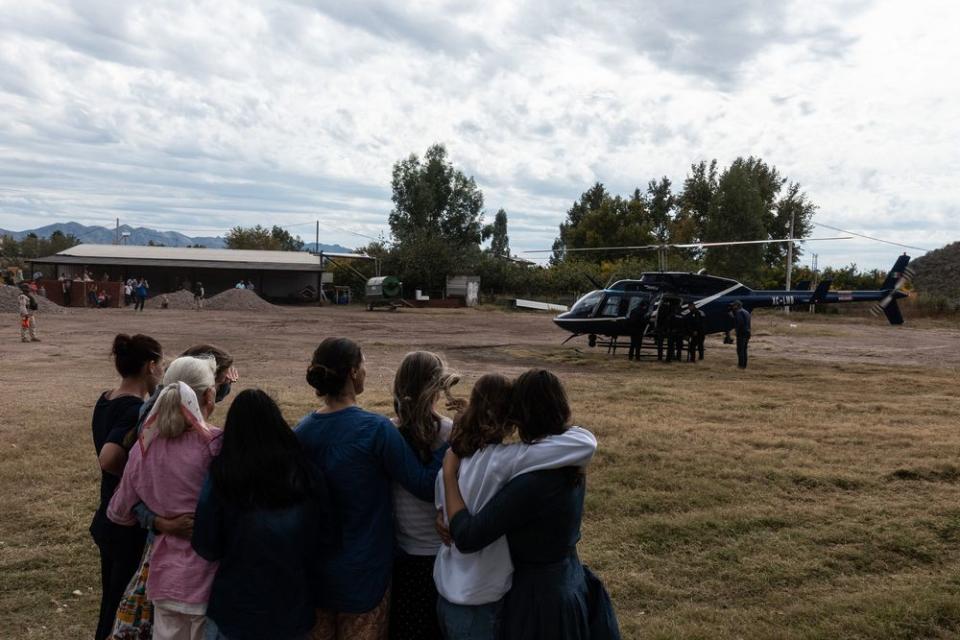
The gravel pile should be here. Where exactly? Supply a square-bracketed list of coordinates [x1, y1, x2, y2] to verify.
[204, 288, 278, 312]
[0, 285, 68, 314]
[145, 290, 197, 310]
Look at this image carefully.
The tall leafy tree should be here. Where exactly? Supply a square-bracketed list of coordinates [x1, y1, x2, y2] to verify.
[703, 159, 768, 282]
[554, 184, 655, 263]
[389, 144, 484, 248]
[646, 177, 674, 243]
[765, 182, 816, 268]
[385, 144, 486, 292]
[485, 208, 510, 258]
[678, 159, 718, 232]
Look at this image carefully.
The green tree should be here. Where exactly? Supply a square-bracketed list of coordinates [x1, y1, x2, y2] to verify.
[270, 225, 305, 252]
[224, 225, 304, 251]
[485, 209, 510, 258]
[389, 144, 484, 248]
[703, 159, 768, 283]
[385, 144, 486, 292]
[554, 184, 655, 263]
[765, 182, 816, 269]
[646, 177, 674, 243]
[46, 230, 80, 255]
[678, 160, 718, 234]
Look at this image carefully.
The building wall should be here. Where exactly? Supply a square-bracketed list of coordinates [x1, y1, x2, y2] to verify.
[48, 263, 324, 301]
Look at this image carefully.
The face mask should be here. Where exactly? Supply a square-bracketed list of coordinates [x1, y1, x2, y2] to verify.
[215, 381, 232, 403]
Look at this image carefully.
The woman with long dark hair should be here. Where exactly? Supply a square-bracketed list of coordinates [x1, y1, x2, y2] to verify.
[91, 333, 163, 640]
[441, 369, 620, 640]
[296, 337, 443, 640]
[192, 389, 333, 640]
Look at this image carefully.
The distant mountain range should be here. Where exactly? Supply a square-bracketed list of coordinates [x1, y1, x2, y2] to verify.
[0, 221, 355, 254]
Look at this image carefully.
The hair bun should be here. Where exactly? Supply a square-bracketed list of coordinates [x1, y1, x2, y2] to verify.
[112, 334, 131, 355]
[306, 363, 341, 396]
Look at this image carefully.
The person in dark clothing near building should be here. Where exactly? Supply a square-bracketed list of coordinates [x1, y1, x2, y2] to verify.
[193, 388, 335, 640]
[685, 302, 705, 362]
[626, 299, 648, 361]
[731, 300, 752, 368]
[134, 278, 148, 311]
[90, 334, 163, 640]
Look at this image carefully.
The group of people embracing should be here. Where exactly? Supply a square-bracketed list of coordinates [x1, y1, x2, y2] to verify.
[91, 334, 620, 640]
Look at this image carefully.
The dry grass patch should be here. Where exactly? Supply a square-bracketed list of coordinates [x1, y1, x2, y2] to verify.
[1, 308, 959, 638]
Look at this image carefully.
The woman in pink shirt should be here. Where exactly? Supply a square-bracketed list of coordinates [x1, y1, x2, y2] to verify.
[108, 356, 223, 640]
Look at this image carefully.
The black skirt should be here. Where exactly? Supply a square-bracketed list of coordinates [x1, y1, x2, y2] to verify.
[389, 552, 442, 640]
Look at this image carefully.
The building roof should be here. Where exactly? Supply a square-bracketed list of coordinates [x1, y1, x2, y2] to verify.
[30, 244, 372, 272]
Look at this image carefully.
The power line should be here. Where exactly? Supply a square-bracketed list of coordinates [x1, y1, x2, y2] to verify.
[813, 222, 929, 252]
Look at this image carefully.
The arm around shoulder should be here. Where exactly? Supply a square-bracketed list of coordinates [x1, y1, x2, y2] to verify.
[377, 417, 443, 502]
[507, 426, 598, 480]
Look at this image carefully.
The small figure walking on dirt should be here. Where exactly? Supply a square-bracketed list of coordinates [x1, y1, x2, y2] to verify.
[18, 284, 40, 343]
[193, 281, 205, 311]
[134, 278, 148, 312]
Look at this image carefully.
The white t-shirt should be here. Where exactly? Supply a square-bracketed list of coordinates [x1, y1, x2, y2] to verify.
[433, 426, 597, 605]
[393, 416, 454, 556]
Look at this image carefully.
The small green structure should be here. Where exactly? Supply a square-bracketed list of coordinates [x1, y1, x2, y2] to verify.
[365, 276, 403, 311]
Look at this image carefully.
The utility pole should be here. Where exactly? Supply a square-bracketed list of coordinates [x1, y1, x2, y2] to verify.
[315, 220, 319, 255]
[809, 253, 818, 313]
[115, 218, 120, 245]
[784, 212, 794, 313]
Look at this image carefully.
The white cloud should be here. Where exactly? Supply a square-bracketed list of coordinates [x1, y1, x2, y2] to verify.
[0, 0, 957, 268]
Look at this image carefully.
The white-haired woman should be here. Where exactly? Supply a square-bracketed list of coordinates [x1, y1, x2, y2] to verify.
[108, 356, 223, 640]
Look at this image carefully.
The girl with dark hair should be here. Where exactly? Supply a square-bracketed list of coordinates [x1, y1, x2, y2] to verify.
[90, 334, 163, 640]
[192, 389, 333, 640]
[434, 372, 598, 640]
[295, 337, 443, 640]
[390, 351, 459, 640]
[441, 369, 619, 640]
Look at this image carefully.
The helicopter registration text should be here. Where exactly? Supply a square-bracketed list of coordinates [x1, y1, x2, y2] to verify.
[771, 295, 796, 306]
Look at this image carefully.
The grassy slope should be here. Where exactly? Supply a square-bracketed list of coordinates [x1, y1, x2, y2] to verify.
[2, 339, 960, 638]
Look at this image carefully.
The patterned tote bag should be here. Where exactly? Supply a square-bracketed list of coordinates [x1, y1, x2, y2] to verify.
[109, 538, 154, 640]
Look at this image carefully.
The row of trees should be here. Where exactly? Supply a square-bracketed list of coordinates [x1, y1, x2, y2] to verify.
[362, 145, 820, 296]
[224, 225, 304, 251]
[551, 158, 817, 283]
[0, 230, 80, 265]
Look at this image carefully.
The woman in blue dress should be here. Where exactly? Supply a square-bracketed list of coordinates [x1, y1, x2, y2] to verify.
[441, 369, 619, 640]
[296, 337, 444, 640]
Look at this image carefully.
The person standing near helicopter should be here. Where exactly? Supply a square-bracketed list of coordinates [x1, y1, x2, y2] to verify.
[730, 301, 751, 368]
[626, 298, 648, 361]
[685, 302, 705, 362]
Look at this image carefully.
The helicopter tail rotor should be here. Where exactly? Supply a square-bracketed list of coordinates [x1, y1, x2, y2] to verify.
[870, 255, 913, 325]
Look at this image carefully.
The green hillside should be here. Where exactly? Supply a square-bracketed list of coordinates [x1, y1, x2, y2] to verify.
[910, 241, 960, 299]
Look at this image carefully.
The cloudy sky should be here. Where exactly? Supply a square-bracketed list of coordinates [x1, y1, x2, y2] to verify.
[0, 0, 957, 269]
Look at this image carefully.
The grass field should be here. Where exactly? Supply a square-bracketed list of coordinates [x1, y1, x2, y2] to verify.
[1, 306, 959, 639]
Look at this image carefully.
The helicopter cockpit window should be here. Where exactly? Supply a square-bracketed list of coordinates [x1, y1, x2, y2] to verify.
[570, 291, 603, 315]
[600, 295, 622, 317]
[627, 295, 648, 315]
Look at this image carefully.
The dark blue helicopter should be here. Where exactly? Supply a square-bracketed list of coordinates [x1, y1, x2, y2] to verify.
[553, 254, 913, 347]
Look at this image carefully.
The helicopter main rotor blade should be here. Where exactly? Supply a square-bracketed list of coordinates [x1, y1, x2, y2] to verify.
[670, 236, 851, 249]
[524, 236, 851, 254]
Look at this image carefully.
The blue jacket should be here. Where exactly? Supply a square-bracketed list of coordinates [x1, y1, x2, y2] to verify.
[192, 472, 332, 640]
[734, 308, 751, 335]
[295, 406, 443, 612]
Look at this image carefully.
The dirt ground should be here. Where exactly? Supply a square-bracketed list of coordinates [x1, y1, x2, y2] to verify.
[1, 305, 959, 639]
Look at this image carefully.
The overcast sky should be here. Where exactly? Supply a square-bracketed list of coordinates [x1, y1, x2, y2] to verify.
[0, 0, 957, 269]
